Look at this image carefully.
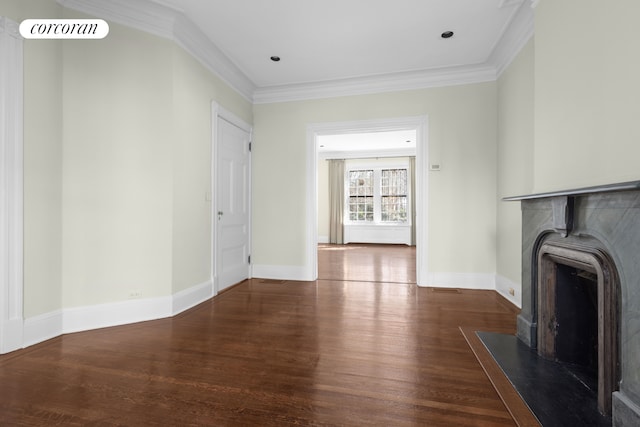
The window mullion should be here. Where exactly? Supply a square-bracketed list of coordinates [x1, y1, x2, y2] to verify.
[374, 169, 381, 223]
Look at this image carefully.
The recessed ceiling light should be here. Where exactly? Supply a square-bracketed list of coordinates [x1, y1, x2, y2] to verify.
[441, 31, 454, 39]
[270, 56, 281, 62]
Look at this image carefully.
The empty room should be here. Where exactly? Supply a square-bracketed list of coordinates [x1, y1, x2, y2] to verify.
[1, 1, 639, 425]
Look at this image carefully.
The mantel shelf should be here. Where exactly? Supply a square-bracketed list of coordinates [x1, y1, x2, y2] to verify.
[502, 180, 640, 201]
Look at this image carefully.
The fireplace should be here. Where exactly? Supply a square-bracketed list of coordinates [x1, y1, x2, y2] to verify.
[504, 181, 640, 426]
[536, 239, 619, 415]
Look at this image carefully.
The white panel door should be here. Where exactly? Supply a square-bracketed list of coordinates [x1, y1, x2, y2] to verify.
[216, 116, 250, 292]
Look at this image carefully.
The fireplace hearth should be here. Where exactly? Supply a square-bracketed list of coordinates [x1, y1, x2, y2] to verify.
[503, 181, 640, 426]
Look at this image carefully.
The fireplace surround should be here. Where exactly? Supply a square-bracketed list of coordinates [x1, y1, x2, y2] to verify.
[505, 181, 640, 426]
[536, 239, 619, 415]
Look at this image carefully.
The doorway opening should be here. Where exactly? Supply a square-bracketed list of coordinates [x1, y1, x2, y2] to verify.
[305, 117, 428, 285]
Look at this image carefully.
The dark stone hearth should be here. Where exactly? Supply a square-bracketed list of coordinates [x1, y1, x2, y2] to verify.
[478, 331, 610, 427]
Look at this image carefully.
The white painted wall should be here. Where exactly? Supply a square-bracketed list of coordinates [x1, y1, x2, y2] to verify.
[496, 39, 534, 307]
[171, 45, 252, 295]
[253, 83, 498, 283]
[533, 0, 640, 192]
[2, 0, 253, 348]
[61, 10, 175, 307]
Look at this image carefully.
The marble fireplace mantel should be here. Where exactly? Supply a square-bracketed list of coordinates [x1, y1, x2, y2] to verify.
[504, 180, 640, 426]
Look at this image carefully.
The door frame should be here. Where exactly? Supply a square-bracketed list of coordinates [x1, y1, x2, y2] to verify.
[0, 17, 24, 354]
[306, 116, 429, 285]
[210, 102, 253, 295]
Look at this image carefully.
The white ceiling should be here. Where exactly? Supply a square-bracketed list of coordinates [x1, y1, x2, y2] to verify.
[146, 0, 534, 99]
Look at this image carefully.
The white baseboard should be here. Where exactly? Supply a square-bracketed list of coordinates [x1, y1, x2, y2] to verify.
[1, 318, 25, 354]
[172, 280, 213, 315]
[318, 235, 329, 244]
[63, 296, 173, 334]
[495, 274, 522, 308]
[23, 310, 63, 348]
[425, 272, 497, 290]
[252, 264, 312, 281]
[21, 280, 214, 350]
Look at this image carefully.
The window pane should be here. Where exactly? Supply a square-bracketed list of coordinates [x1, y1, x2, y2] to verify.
[381, 169, 408, 222]
[348, 195, 373, 222]
[348, 170, 374, 222]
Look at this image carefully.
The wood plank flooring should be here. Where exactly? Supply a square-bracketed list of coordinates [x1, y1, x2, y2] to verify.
[318, 243, 416, 283]
[0, 250, 519, 426]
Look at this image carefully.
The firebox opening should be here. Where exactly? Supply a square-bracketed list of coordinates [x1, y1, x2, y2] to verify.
[555, 264, 599, 390]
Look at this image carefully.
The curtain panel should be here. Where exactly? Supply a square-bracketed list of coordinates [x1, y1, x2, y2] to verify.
[328, 159, 345, 244]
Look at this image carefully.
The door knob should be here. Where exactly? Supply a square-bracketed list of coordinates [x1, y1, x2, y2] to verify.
[217, 211, 223, 220]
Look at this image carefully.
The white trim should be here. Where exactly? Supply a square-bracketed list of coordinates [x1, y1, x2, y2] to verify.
[490, 1, 535, 77]
[426, 272, 496, 290]
[23, 280, 215, 348]
[254, 65, 497, 104]
[252, 265, 312, 282]
[57, 0, 255, 102]
[306, 116, 428, 285]
[172, 280, 213, 315]
[319, 147, 416, 160]
[0, 17, 24, 355]
[306, 126, 319, 281]
[211, 102, 253, 295]
[414, 118, 429, 286]
[23, 310, 63, 348]
[496, 274, 522, 308]
[63, 296, 172, 334]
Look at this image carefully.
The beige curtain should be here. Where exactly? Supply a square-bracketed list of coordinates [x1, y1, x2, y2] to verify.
[409, 156, 416, 246]
[328, 159, 345, 244]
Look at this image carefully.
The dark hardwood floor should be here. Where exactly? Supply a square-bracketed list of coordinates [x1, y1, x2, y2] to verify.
[0, 249, 519, 426]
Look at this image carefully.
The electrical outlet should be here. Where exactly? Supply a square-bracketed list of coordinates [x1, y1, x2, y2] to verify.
[508, 288, 515, 296]
[128, 290, 142, 299]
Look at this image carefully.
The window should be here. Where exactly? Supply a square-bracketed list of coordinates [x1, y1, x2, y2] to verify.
[348, 170, 373, 221]
[346, 163, 409, 224]
[381, 169, 407, 222]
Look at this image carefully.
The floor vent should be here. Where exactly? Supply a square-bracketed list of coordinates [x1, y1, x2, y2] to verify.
[429, 287, 461, 293]
[258, 279, 286, 284]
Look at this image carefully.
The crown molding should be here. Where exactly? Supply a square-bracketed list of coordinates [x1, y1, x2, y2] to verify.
[489, 0, 534, 77]
[253, 2, 533, 104]
[253, 64, 497, 104]
[56, 0, 533, 105]
[57, 0, 256, 102]
[0, 16, 21, 38]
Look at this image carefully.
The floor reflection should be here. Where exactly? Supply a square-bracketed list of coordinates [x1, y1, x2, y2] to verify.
[317, 243, 416, 284]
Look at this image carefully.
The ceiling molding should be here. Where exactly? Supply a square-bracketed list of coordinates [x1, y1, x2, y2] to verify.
[56, 0, 534, 105]
[489, 0, 534, 77]
[498, 0, 524, 9]
[57, 0, 256, 102]
[253, 2, 533, 104]
[253, 64, 497, 104]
